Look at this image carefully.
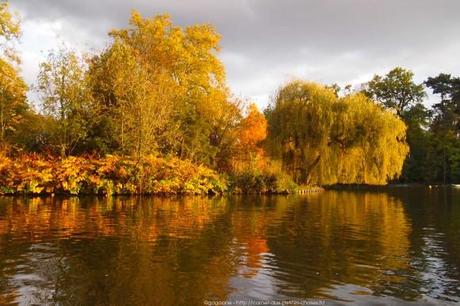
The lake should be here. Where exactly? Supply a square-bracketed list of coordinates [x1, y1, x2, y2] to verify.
[0, 188, 459, 305]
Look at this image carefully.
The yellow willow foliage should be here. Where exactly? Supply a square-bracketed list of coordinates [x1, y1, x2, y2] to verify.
[267, 81, 337, 183]
[267, 81, 409, 185]
[314, 94, 409, 185]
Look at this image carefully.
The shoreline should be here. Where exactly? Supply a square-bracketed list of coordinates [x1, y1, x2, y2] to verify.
[2, 183, 459, 198]
[0, 185, 326, 197]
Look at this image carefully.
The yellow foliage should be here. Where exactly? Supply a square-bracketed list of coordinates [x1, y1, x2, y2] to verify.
[267, 81, 409, 185]
[0, 152, 226, 195]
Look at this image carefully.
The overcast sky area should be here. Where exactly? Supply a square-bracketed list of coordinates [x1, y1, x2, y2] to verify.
[10, 0, 460, 109]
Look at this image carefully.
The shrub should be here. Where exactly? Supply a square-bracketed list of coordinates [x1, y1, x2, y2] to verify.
[229, 161, 297, 194]
[0, 152, 227, 196]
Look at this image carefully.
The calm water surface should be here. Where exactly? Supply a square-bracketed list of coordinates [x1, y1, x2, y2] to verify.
[0, 188, 459, 305]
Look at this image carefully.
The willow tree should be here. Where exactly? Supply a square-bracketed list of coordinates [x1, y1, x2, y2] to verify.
[322, 93, 409, 185]
[267, 82, 336, 183]
[267, 81, 408, 185]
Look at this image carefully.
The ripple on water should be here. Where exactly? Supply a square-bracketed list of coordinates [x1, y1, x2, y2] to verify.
[0, 192, 460, 305]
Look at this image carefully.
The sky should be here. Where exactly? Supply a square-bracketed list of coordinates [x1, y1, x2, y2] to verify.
[10, 0, 460, 108]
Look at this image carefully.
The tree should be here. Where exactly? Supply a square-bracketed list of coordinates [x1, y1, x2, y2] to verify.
[363, 67, 425, 118]
[232, 103, 267, 171]
[88, 11, 239, 164]
[267, 82, 336, 183]
[425, 74, 460, 134]
[327, 93, 409, 185]
[0, 1, 21, 64]
[237, 104, 267, 149]
[37, 49, 91, 156]
[267, 81, 408, 185]
[424, 73, 460, 183]
[0, 58, 27, 144]
[0, 1, 28, 145]
[363, 67, 430, 183]
[399, 103, 431, 182]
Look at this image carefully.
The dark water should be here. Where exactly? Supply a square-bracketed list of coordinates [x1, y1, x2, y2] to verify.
[0, 188, 459, 305]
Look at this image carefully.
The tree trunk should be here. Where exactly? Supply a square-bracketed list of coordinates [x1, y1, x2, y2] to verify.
[304, 154, 321, 185]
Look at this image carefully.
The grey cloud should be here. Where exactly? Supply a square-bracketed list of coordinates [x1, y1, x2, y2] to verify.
[11, 0, 460, 107]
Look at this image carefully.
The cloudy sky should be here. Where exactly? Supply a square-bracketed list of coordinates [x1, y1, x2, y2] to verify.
[10, 0, 460, 108]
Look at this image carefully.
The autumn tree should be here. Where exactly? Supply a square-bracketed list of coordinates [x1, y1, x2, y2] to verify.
[325, 93, 409, 185]
[237, 104, 267, 148]
[0, 1, 28, 145]
[88, 12, 239, 164]
[0, 61, 28, 143]
[0, 1, 20, 63]
[37, 49, 91, 156]
[267, 82, 336, 183]
[267, 81, 408, 185]
[90, 40, 180, 157]
[232, 103, 267, 171]
[211, 97, 242, 171]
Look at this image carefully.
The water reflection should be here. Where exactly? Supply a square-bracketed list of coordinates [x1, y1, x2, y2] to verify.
[0, 190, 458, 305]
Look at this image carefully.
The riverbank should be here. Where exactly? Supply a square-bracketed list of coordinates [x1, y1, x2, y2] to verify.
[0, 153, 301, 196]
[0, 154, 226, 196]
[326, 183, 460, 191]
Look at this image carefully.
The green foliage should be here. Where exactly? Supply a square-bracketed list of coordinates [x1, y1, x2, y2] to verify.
[229, 161, 297, 194]
[360, 67, 460, 184]
[363, 67, 426, 118]
[422, 74, 460, 183]
[267, 81, 337, 184]
[325, 93, 409, 185]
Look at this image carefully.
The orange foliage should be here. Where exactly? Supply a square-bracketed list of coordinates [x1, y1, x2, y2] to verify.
[232, 104, 267, 172]
[0, 152, 226, 195]
[237, 104, 267, 149]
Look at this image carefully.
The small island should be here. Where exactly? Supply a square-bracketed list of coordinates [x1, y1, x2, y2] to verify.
[2, 8, 458, 196]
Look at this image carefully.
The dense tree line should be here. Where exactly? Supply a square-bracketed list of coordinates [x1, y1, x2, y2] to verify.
[0, 1, 457, 193]
[363, 68, 460, 184]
